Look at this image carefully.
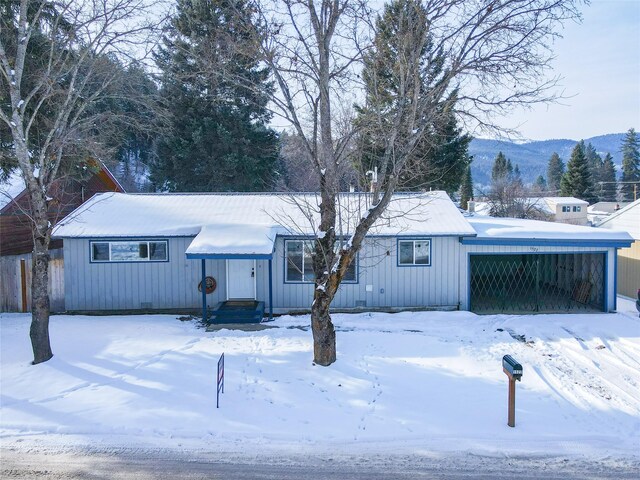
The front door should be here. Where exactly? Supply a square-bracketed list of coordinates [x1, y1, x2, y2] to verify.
[227, 260, 256, 300]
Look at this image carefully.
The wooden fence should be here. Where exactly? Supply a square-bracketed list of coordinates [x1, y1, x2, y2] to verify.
[0, 249, 64, 313]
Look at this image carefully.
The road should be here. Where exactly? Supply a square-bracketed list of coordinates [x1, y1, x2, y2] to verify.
[2, 447, 638, 479]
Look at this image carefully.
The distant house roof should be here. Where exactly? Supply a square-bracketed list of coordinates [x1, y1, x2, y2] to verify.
[596, 199, 640, 240]
[1, 161, 125, 256]
[52, 191, 478, 244]
[542, 197, 588, 206]
[0, 172, 26, 210]
[464, 215, 633, 247]
[472, 196, 588, 217]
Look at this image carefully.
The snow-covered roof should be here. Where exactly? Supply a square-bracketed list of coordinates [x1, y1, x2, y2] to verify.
[185, 224, 283, 257]
[542, 197, 588, 206]
[467, 216, 633, 243]
[52, 191, 477, 241]
[596, 199, 640, 239]
[0, 172, 26, 210]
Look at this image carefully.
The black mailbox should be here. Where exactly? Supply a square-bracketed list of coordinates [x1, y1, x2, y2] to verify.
[502, 355, 523, 381]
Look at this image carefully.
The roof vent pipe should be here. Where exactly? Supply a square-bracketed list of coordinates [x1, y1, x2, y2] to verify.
[366, 167, 379, 203]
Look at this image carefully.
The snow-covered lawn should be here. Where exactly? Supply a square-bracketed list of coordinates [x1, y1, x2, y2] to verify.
[1, 303, 639, 459]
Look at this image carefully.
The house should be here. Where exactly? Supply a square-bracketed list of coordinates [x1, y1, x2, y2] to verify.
[51, 191, 633, 317]
[588, 201, 630, 225]
[0, 160, 124, 312]
[596, 199, 640, 298]
[541, 197, 589, 225]
[471, 197, 589, 225]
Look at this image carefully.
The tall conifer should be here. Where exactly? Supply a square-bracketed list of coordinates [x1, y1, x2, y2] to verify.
[152, 0, 278, 191]
[560, 142, 596, 203]
[620, 128, 640, 201]
[459, 163, 474, 210]
[546, 152, 564, 193]
[600, 153, 617, 202]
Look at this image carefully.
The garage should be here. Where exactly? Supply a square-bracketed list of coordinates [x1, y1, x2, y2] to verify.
[469, 252, 606, 314]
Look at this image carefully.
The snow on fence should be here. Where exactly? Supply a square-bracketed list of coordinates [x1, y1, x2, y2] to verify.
[217, 353, 225, 408]
[0, 249, 64, 313]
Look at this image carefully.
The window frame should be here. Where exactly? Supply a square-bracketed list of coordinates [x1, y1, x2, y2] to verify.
[397, 238, 432, 267]
[283, 238, 358, 284]
[561, 206, 570, 213]
[573, 206, 581, 212]
[89, 239, 169, 263]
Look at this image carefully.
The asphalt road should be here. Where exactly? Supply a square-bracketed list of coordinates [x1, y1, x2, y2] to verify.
[2, 447, 639, 479]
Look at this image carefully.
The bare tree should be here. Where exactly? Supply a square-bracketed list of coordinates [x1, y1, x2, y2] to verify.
[0, 0, 164, 364]
[482, 178, 552, 220]
[239, 0, 582, 366]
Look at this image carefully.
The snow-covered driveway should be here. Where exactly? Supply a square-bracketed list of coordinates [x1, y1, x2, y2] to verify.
[1, 302, 639, 461]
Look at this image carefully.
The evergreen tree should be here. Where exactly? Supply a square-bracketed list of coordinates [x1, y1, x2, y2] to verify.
[534, 175, 547, 192]
[620, 128, 640, 201]
[560, 141, 597, 203]
[513, 164, 522, 183]
[546, 152, 565, 193]
[151, 0, 278, 191]
[355, 0, 471, 195]
[459, 162, 474, 210]
[584, 142, 603, 201]
[491, 152, 512, 181]
[599, 153, 617, 202]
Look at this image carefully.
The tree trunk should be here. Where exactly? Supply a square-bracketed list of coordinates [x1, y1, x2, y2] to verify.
[310, 290, 336, 366]
[29, 195, 53, 365]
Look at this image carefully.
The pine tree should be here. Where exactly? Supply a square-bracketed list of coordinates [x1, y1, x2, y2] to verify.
[546, 152, 565, 194]
[356, 0, 471, 195]
[491, 152, 511, 181]
[584, 142, 603, 201]
[599, 153, 617, 202]
[513, 164, 522, 183]
[560, 141, 597, 203]
[534, 175, 547, 191]
[151, 0, 278, 192]
[620, 128, 640, 201]
[459, 163, 474, 210]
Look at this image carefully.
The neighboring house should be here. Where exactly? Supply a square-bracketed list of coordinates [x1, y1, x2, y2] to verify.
[51, 191, 632, 317]
[541, 197, 589, 225]
[588, 202, 630, 225]
[597, 199, 640, 298]
[472, 197, 588, 225]
[0, 160, 124, 312]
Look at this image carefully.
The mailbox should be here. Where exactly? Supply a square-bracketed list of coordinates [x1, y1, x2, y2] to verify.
[502, 355, 523, 381]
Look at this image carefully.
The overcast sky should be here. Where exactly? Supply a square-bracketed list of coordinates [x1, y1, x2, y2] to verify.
[500, 0, 640, 141]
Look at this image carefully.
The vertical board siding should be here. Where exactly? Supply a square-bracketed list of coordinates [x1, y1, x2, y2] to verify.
[1, 249, 64, 312]
[64, 236, 462, 312]
[65, 238, 227, 311]
[273, 236, 461, 310]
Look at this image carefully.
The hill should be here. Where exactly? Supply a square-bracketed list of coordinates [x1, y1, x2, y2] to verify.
[469, 133, 627, 187]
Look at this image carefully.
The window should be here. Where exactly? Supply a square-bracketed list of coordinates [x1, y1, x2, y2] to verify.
[398, 239, 431, 266]
[90, 240, 168, 262]
[573, 206, 581, 212]
[562, 206, 570, 213]
[285, 239, 357, 283]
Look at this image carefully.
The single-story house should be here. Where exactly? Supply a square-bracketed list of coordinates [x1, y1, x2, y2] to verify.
[51, 191, 633, 317]
[471, 197, 589, 225]
[596, 199, 640, 298]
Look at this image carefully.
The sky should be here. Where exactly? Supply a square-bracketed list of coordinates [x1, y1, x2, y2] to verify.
[501, 0, 640, 141]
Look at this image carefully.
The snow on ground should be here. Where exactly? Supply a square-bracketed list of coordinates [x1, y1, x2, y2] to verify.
[1, 307, 639, 460]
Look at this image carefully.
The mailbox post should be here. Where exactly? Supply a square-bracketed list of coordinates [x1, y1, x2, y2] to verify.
[502, 355, 523, 427]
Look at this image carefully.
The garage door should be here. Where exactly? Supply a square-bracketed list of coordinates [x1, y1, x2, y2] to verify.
[470, 253, 605, 314]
